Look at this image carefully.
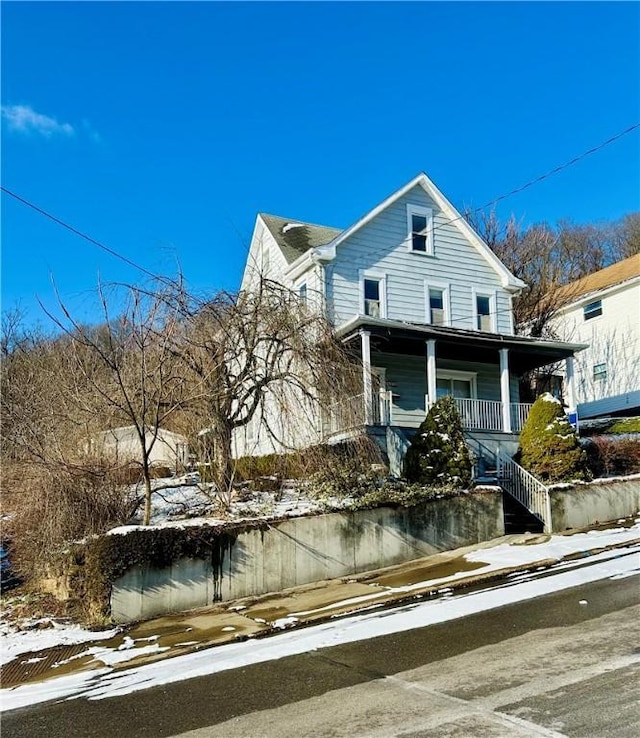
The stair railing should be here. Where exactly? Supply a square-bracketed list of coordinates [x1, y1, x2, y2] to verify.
[496, 451, 552, 533]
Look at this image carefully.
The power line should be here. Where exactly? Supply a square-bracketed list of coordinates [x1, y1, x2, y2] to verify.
[3, 121, 638, 304]
[1, 185, 173, 287]
[323, 121, 640, 271]
[409, 121, 640, 242]
[474, 122, 640, 214]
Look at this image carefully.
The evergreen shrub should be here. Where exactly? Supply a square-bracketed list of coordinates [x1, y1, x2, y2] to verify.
[403, 396, 472, 488]
[519, 393, 587, 482]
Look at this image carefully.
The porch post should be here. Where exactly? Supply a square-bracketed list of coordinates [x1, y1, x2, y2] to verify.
[565, 355, 576, 420]
[426, 339, 437, 410]
[361, 330, 372, 424]
[499, 348, 512, 433]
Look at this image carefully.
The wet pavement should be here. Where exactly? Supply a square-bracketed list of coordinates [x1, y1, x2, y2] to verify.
[3, 573, 639, 738]
[2, 529, 639, 691]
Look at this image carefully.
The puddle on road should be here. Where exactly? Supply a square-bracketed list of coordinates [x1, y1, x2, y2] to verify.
[370, 558, 486, 589]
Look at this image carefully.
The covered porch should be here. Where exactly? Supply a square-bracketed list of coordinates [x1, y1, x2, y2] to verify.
[327, 316, 585, 438]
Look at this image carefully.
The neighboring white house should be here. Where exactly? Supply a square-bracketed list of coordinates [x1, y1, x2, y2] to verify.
[550, 254, 640, 419]
[235, 173, 586, 469]
[91, 426, 189, 471]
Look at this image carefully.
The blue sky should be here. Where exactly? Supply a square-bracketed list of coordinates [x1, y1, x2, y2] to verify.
[2, 1, 639, 324]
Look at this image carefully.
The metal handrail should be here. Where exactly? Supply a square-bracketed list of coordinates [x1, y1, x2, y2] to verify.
[496, 451, 552, 533]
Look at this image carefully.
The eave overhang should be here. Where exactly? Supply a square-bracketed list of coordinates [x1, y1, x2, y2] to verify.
[336, 316, 588, 374]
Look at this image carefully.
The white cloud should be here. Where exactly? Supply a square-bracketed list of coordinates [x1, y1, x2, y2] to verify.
[1, 104, 75, 137]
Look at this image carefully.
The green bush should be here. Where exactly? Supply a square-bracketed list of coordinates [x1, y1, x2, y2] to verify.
[519, 393, 588, 482]
[403, 396, 472, 488]
[607, 417, 640, 435]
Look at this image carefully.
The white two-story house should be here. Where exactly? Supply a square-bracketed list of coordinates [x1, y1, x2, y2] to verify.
[235, 173, 586, 472]
[551, 254, 640, 420]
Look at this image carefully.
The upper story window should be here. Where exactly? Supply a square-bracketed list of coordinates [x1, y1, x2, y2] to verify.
[363, 278, 381, 317]
[298, 283, 308, 304]
[429, 288, 445, 325]
[583, 300, 602, 321]
[406, 205, 434, 255]
[476, 294, 492, 331]
[593, 362, 607, 382]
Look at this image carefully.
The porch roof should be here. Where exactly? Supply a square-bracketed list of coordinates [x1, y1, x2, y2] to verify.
[336, 316, 588, 374]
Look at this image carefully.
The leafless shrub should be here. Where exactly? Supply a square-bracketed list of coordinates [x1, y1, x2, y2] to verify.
[6, 458, 137, 578]
[585, 436, 640, 478]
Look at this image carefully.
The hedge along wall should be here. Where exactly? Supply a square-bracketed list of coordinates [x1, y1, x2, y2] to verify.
[550, 477, 640, 532]
[91, 490, 504, 623]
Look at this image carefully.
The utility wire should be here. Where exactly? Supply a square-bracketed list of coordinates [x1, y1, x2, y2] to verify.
[3, 121, 638, 300]
[0, 185, 175, 287]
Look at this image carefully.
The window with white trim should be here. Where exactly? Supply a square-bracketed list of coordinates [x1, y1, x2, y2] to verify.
[593, 362, 607, 382]
[583, 300, 602, 320]
[436, 370, 477, 400]
[476, 294, 492, 331]
[298, 282, 308, 305]
[428, 288, 445, 326]
[406, 204, 434, 255]
[363, 278, 382, 317]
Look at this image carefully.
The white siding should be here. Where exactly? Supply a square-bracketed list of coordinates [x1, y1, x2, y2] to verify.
[326, 185, 513, 334]
[552, 280, 640, 411]
[241, 218, 290, 291]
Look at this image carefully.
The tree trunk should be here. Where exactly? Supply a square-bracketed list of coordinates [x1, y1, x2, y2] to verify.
[212, 421, 234, 508]
[142, 459, 153, 526]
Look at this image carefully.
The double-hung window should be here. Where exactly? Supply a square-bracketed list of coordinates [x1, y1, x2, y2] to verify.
[583, 300, 602, 320]
[476, 294, 492, 331]
[363, 278, 382, 317]
[593, 363, 607, 382]
[298, 282, 308, 305]
[429, 289, 444, 325]
[406, 205, 434, 255]
[425, 283, 449, 326]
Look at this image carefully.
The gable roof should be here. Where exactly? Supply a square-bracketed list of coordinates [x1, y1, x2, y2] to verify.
[317, 173, 525, 291]
[259, 213, 342, 265]
[555, 253, 640, 304]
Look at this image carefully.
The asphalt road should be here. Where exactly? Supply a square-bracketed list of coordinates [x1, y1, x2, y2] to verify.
[3, 572, 639, 738]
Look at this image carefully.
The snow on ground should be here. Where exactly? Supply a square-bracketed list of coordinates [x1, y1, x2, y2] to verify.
[111, 475, 345, 534]
[1, 520, 638, 712]
[0, 619, 120, 667]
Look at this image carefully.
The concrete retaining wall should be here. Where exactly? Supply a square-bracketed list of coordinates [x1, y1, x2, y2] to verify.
[111, 491, 503, 623]
[550, 477, 640, 532]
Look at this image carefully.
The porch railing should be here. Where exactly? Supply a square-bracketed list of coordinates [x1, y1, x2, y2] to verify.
[454, 398, 504, 431]
[324, 389, 391, 437]
[510, 402, 533, 432]
[496, 450, 552, 532]
[426, 397, 533, 433]
[326, 394, 532, 436]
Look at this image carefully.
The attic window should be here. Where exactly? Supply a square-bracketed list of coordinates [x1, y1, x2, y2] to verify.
[583, 300, 602, 320]
[407, 205, 434, 255]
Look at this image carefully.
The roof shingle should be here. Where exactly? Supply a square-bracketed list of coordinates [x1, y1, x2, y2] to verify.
[556, 253, 640, 303]
[260, 213, 342, 265]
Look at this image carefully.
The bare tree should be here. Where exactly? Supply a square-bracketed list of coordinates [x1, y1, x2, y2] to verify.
[464, 210, 640, 338]
[171, 277, 365, 505]
[44, 281, 190, 525]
